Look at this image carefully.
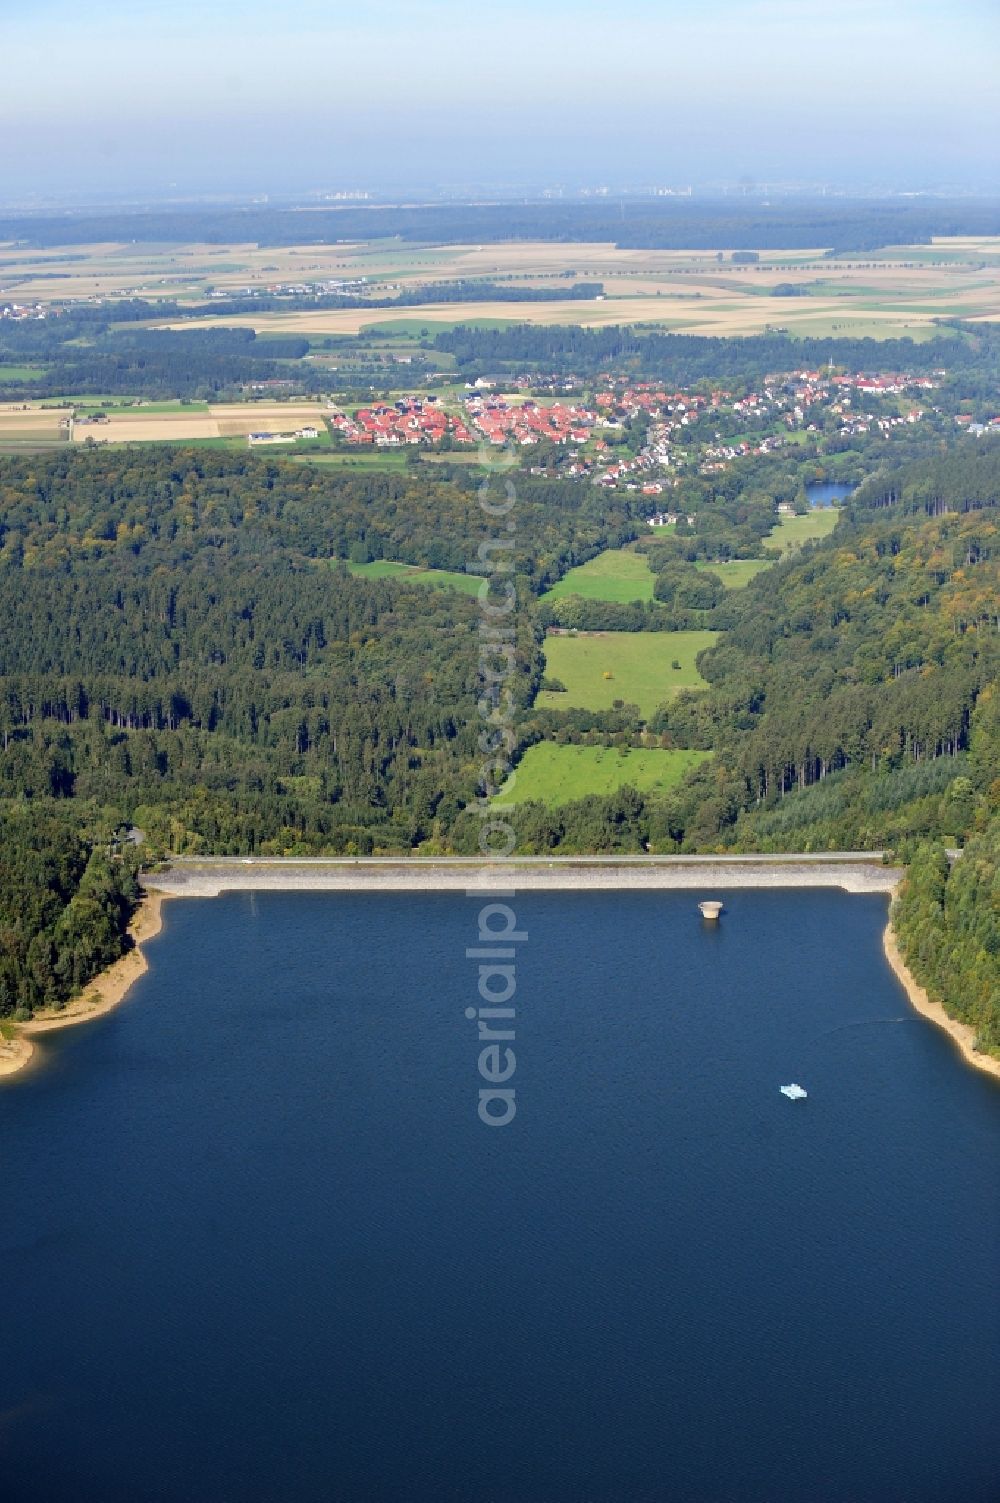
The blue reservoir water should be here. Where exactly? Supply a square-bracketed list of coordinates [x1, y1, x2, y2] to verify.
[806, 481, 854, 508]
[0, 889, 997, 1503]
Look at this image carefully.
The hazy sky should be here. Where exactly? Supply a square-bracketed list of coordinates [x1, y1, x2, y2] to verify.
[4, 0, 999, 198]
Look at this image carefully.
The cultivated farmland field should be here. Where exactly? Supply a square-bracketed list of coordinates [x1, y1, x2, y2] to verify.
[543, 549, 655, 603]
[68, 403, 331, 444]
[5, 234, 1000, 339]
[494, 743, 711, 807]
[536, 630, 718, 716]
[0, 406, 71, 446]
[73, 413, 223, 443]
[212, 404, 331, 437]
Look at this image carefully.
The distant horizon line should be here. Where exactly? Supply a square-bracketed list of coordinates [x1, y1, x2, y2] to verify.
[3, 183, 1000, 219]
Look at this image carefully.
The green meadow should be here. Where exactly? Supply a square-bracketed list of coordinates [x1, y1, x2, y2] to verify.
[765, 509, 841, 554]
[0, 364, 46, 381]
[543, 548, 655, 604]
[786, 318, 946, 342]
[536, 630, 718, 717]
[147, 436, 244, 450]
[75, 400, 212, 414]
[695, 558, 772, 589]
[494, 743, 711, 807]
[359, 316, 519, 337]
[344, 559, 483, 596]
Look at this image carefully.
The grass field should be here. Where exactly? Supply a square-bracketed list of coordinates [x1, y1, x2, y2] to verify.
[765, 509, 841, 554]
[344, 560, 483, 596]
[536, 630, 718, 716]
[76, 400, 212, 414]
[494, 743, 711, 806]
[696, 559, 772, 588]
[543, 549, 655, 604]
[543, 548, 770, 603]
[360, 316, 519, 336]
[0, 365, 46, 381]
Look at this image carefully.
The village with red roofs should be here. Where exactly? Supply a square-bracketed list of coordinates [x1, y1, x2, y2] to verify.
[314, 364, 997, 491]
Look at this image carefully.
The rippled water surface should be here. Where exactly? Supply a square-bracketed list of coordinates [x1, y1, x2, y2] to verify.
[1, 889, 997, 1503]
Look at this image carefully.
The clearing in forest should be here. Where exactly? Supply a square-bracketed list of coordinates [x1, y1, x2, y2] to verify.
[536, 630, 717, 717]
[765, 509, 841, 554]
[493, 743, 711, 807]
[543, 549, 656, 604]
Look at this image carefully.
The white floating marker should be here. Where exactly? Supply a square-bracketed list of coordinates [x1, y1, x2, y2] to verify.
[780, 1083, 808, 1100]
[698, 900, 723, 920]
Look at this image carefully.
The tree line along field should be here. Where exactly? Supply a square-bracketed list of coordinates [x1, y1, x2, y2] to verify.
[494, 744, 712, 807]
[537, 630, 718, 716]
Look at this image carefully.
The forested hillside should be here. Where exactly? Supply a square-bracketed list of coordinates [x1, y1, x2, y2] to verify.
[894, 815, 1000, 1056]
[0, 446, 634, 584]
[0, 448, 556, 1017]
[489, 445, 1000, 858]
[0, 442, 996, 1047]
[0, 449, 565, 867]
[0, 807, 139, 1017]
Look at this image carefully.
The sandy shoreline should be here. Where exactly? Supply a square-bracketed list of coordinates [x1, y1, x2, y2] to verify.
[0, 892, 167, 1083]
[882, 912, 1000, 1083]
